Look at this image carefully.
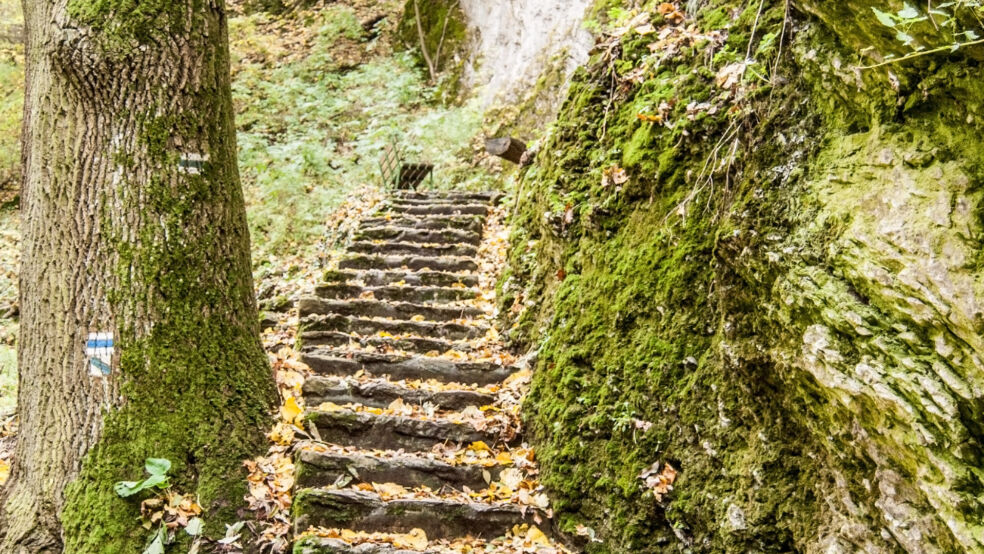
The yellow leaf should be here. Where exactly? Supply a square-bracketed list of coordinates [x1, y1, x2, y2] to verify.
[281, 396, 303, 425]
[411, 315, 426, 322]
[503, 368, 533, 386]
[0, 460, 12, 485]
[372, 482, 408, 498]
[527, 525, 550, 546]
[495, 451, 514, 465]
[500, 468, 524, 490]
[468, 441, 493, 453]
[393, 528, 428, 550]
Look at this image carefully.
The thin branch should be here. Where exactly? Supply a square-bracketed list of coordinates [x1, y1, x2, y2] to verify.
[854, 37, 984, 69]
[771, 0, 790, 83]
[433, 0, 460, 72]
[413, 0, 438, 82]
[745, 0, 767, 62]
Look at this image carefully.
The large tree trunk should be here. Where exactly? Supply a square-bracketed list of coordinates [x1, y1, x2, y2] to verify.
[0, 1, 278, 552]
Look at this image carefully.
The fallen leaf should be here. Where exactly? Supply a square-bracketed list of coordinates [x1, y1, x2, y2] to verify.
[281, 396, 302, 425]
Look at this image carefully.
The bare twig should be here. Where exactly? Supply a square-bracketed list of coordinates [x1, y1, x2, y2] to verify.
[433, 0, 461, 73]
[771, 0, 791, 83]
[745, 0, 767, 62]
[413, 0, 438, 82]
[854, 37, 984, 69]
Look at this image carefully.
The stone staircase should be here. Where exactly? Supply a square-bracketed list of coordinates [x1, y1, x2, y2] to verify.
[290, 191, 568, 553]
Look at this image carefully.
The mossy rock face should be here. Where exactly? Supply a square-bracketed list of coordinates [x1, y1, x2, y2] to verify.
[504, 0, 984, 552]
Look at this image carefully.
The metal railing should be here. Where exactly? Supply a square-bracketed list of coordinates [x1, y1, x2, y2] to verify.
[379, 142, 434, 190]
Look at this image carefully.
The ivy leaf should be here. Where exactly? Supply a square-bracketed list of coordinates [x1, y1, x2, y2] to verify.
[143, 527, 166, 554]
[897, 4, 921, 19]
[145, 458, 171, 477]
[114, 480, 144, 498]
[185, 517, 204, 537]
[114, 470, 170, 498]
[873, 7, 896, 27]
[896, 30, 916, 45]
[143, 473, 170, 490]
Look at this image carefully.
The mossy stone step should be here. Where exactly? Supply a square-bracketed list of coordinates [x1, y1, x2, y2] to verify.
[306, 410, 496, 452]
[349, 241, 478, 259]
[360, 215, 484, 233]
[299, 331, 471, 356]
[383, 204, 489, 217]
[300, 315, 486, 341]
[292, 537, 414, 554]
[294, 448, 500, 491]
[339, 254, 477, 273]
[292, 489, 542, 540]
[355, 226, 481, 246]
[322, 269, 479, 289]
[298, 298, 483, 322]
[300, 350, 517, 386]
[302, 376, 494, 411]
[393, 190, 502, 203]
[314, 284, 479, 304]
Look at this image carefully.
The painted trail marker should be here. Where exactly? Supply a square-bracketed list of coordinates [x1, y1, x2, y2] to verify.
[86, 332, 114, 377]
[178, 153, 209, 175]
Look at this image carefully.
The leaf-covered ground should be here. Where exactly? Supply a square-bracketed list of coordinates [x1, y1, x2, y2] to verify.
[244, 202, 571, 553]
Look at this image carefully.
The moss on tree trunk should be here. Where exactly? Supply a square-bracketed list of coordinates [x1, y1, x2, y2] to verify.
[0, 1, 278, 552]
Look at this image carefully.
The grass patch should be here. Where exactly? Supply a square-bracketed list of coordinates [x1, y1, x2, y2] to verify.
[230, 4, 495, 268]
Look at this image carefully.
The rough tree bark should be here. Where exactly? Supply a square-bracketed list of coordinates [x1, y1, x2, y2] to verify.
[0, 1, 278, 552]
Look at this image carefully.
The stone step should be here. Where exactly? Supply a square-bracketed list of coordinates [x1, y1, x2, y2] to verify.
[306, 409, 496, 452]
[293, 489, 542, 541]
[298, 298, 483, 322]
[303, 376, 494, 411]
[339, 255, 477, 273]
[349, 241, 479, 259]
[383, 204, 489, 217]
[301, 315, 486, 341]
[301, 350, 516, 386]
[322, 270, 479, 289]
[294, 448, 499, 491]
[299, 331, 470, 356]
[355, 226, 481, 246]
[293, 539, 414, 554]
[360, 215, 484, 233]
[314, 284, 480, 304]
[394, 190, 502, 203]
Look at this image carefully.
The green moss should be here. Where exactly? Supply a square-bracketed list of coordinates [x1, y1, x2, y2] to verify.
[66, 0, 201, 50]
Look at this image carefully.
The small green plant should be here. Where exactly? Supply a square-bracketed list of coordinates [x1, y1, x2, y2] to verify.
[114, 457, 172, 497]
[115, 458, 205, 554]
[861, 1, 984, 68]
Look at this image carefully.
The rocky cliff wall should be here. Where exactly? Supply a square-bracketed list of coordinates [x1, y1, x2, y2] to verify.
[502, 0, 984, 551]
[458, 0, 594, 108]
